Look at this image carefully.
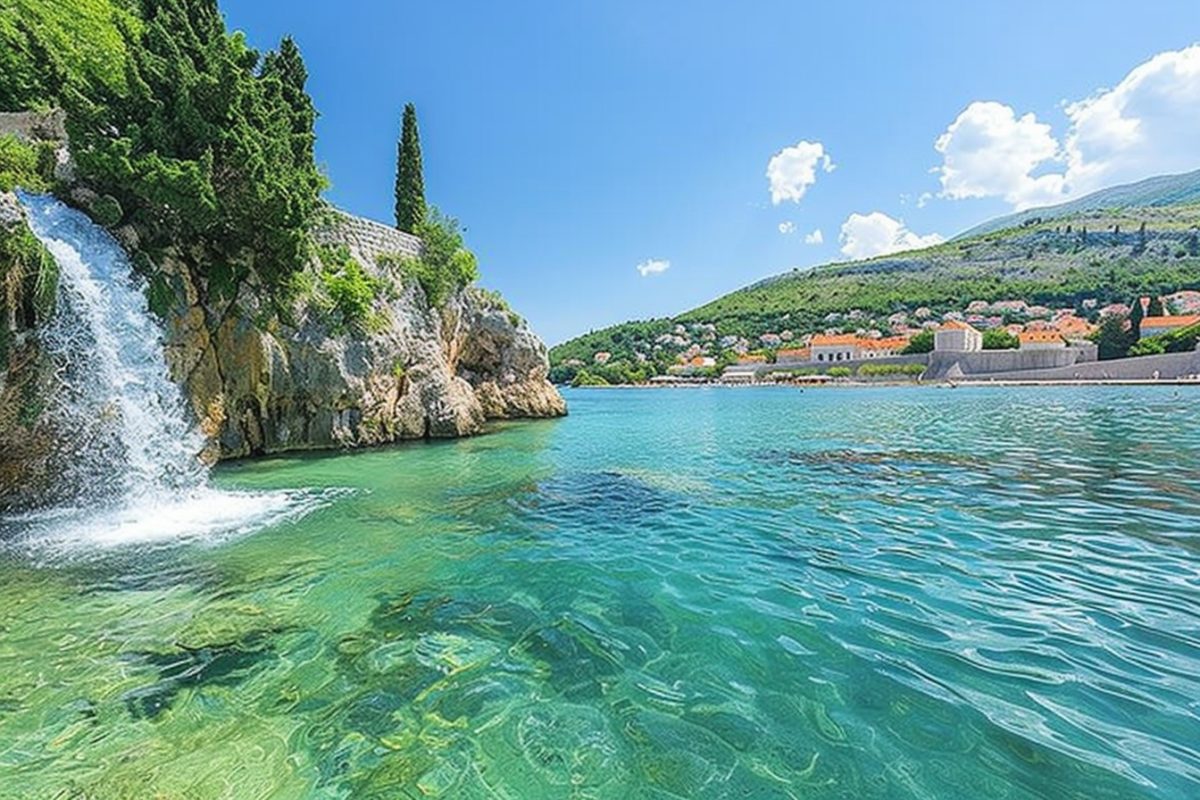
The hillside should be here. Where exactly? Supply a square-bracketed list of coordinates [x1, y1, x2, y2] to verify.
[550, 174, 1200, 383]
[959, 169, 1200, 239]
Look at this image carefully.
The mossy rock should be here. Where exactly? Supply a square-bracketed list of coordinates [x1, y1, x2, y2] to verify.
[89, 194, 123, 227]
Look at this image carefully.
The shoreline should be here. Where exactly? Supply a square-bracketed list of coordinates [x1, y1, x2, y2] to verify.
[566, 377, 1200, 389]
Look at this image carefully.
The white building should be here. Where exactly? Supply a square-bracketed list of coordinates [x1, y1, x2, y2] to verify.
[934, 320, 983, 352]
[810, 334, 860, 362]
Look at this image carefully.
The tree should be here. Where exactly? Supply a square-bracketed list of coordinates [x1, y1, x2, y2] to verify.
[262, 36, 317, 167]
[394, 103, 425, 234]
[1146, 296, 1166, 317]
[902, 329, 934, 354]
[1129, 295, 1144, 340]
[982, 328, 1019, 350]
[61, 0, 324, 291]
[1091, 314, 1131, 361]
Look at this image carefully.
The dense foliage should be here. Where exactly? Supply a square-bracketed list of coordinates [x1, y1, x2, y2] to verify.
[3, 0, 325, 296]
[379, 208, 478, 307]
[394, 103, 424, 235]
[313, 244, 385, 334]
[0, 218, 58, 359]
[0, 0, 137, 110]
[1128, 321, 1200, 357]
[0, 134, 54, 192]
[982, 328, 1019, 350]
[901, 329, 934, 354]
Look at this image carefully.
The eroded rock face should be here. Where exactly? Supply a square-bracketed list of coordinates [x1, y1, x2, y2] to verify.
[157, 220, 565, 461]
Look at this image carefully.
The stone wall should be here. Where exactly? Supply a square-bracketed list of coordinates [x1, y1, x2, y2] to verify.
[969, 350, 1200, 382]
[0, 110, 66, 141]
[927, 348, 1087, 380]
[314, 209, 421, 262]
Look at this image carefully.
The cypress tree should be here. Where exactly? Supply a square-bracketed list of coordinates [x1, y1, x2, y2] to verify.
[1146, 296, 1166, 317]
[262, 36, 318, 167]
[394, 103, 425, 234]
[1128, 296, 1144, 348]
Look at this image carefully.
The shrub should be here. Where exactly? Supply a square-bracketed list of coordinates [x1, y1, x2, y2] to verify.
[857, 362, 925, 378]
[571, 369, 609, 387]
[827, 366, 852, 378]
[380, 208, 478, 307]
[89, 194, 123, 227]
[0, 135, 53, 192]
[317, 245, 382, 333]
[902, 329, 934, 354]
[982, 328, 1019, 350]
[1128, 322, 1200, 357]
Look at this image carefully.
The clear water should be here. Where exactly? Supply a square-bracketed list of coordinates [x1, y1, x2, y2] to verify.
[1, 386, 1198, 799]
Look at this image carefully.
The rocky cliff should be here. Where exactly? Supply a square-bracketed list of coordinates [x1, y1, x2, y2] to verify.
[152, 208, 565, 462]
[0, 121, 564, 508]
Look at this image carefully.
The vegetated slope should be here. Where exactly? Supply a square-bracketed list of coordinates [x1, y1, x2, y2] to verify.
[959, 169, 1200, 239]
[550, 175, 1200, 381]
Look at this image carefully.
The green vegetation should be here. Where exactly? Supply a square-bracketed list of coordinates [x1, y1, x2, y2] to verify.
[0, 134, 54, 191]
[902, 329, 935, 354]
[380, 209, 478, 307]
[827, 366, 852, 378]
[3, 0, 325, 295]
[856, 362, 926, 378]
[314, 244, 384, 334]
[982, 328, 1019, 350]
[1090, 314, 1133, 360]
[570, 369, 610, 387]
[1128, 321, 1200, 357]
[0, 219, 58, 359]
[0, 0, 138, 110]
[551, 197, 1200, 374]
[394, 103, 425, 235]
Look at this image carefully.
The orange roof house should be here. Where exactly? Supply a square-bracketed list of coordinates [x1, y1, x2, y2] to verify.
[809, 333, 860, 347]
[857, 336, 909, 351]
[1018, 330, 1065, 348]
[1139, 315, 1200, 337]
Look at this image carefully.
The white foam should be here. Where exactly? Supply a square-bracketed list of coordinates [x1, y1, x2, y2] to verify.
[4, 487, 348, 557]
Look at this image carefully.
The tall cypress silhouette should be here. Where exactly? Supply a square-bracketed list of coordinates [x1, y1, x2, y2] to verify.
[394, 103, 425, 234]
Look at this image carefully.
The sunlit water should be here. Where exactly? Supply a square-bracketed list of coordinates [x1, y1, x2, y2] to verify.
[2, 386, 1198, 799]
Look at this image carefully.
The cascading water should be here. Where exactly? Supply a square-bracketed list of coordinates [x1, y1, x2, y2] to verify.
[21, 192, 207, 498]
[5, 194, 336, 553]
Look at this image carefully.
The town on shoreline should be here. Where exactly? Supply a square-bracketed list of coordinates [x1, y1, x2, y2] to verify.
[558, 292, 1200, 388]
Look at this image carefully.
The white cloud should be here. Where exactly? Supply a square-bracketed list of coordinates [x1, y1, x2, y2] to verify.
[1064, 44, 1200, 195]
[778, 221, 796, 234]
[839, 212, 943, 260]
[766, 140, 835, 204]
[933, 45, 1200, 210]
[934, 101, 1065, 210]
[635, 258, 670, 277]
[804, 228, 824, 245]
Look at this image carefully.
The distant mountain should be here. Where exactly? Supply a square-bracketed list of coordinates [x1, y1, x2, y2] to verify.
[550, 171, 1200, 383]
[958, 169, 1200, 239]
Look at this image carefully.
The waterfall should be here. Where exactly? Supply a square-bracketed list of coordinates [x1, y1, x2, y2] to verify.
[6, 194, 336, 553]
[20, 192, 207, 498]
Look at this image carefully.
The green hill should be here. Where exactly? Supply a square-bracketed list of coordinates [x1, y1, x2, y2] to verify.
[550, 174, 1200, 384]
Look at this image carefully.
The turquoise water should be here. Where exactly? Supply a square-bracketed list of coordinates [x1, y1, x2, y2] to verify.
[2, 386, 1199, 798]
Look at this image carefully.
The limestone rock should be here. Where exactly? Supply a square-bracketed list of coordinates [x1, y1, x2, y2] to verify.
[155, 213, 565, 460]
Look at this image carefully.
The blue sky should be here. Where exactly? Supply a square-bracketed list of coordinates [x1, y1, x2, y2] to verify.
[223, 1, 1200, 344]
